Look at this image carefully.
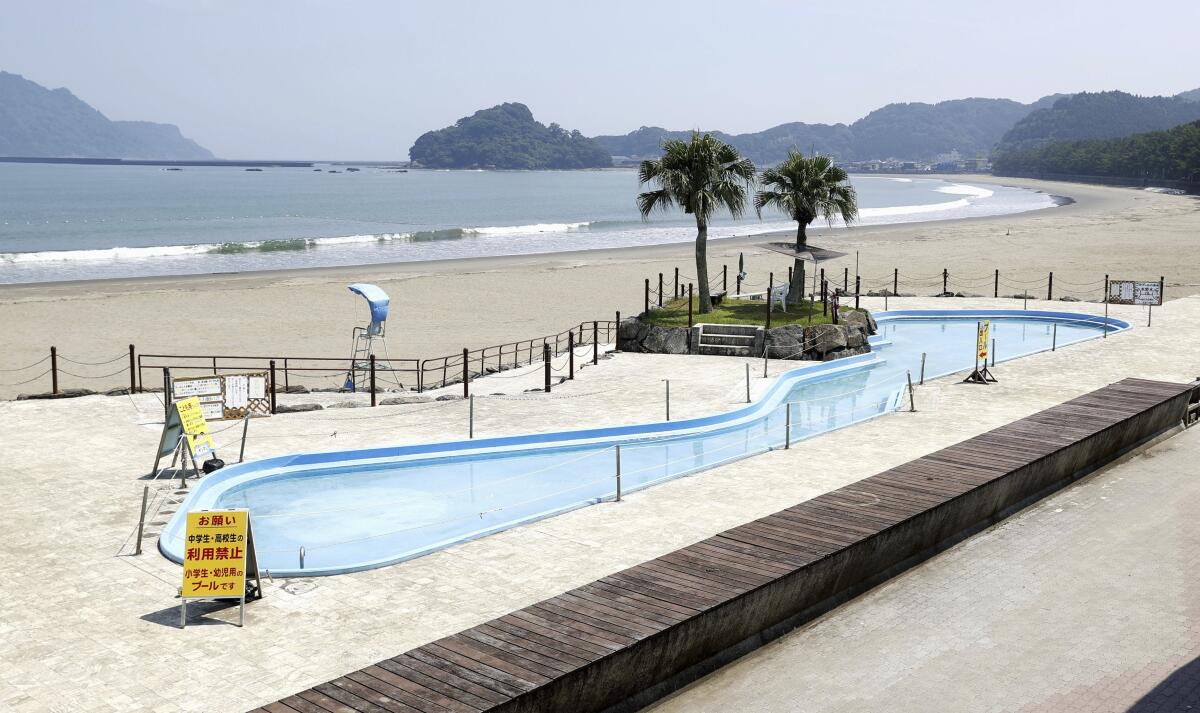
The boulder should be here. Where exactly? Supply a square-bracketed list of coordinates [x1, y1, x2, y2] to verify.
[435, 394, 464, 401]
[840, 309, 878, 335]
[380, 395, 433, 405]
[327, 401, 367, 408]
[765, 325, 806, 359]
[16, 388, 97, 400]
[661, 328, 689, 355]
[104, 387, 131, 396]
[282, 384, 310, 394]
[275, 403, 323, 413]
[641, 325, 670, 353]
[806, 324, 847, 355]
[844, 325, 867, 349]
[1059, 295, 1080, 302]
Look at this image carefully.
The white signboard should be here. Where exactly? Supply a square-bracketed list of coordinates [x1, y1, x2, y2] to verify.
[1108, 279, 1162, 306]
[170, 372, 271, 420]
[172, 377, 221, 399]
[225, 375, 249, 409]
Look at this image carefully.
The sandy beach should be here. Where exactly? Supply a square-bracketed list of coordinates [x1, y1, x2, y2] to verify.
[1, 175, 1196, 399]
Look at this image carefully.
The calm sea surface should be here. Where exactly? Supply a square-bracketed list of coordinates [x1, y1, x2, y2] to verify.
[0, 164, 1057, 284]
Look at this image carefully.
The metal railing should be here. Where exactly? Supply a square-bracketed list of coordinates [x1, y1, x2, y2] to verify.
[136, 353, 421, 393]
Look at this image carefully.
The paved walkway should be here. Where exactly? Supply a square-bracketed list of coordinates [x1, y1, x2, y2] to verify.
[646, 424, 1200, 713]
[0, 296, 1195, 712]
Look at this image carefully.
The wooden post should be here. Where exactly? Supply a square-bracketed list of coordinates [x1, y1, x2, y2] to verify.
[723, 264, 728, 292]
[855, 275, 861, 310]
[766, 272, 773, 330]
[268, 360, 277, 414]
[994, 269, 999, 298]
[128, 344, 136, 393]
[568, 331, 575, 380]
[788, 265, 793, 283]
[674, 267, 679, 299]
[893, 268, 898, 296]
[745, 363, 750, 403]
[687, 283, 694, 329]
[283, 358, 289, 392]
[369, 354, 377, 406]
[785, 403, 792, 450]
[919, 352, 926, 385]
[942, 268, 948, 294]
[543, 343, 551, 393]
[1052, 323, 1057, 351]
[614, 311, 621, 352]
[593, 321, 599, 364]
[822, 279, 828, 316]
[1047, 271, 1054, 301]
[820, 269, 825, 304]
[658, 273, 664, 307]
[664, 379, 670, 421]
[462, 348, 469, 398]
[798, 263, 805, 305]
[843, 267, 848, 292]
[736, 273, 742, 296]
[644, 278, 649, 315]
[50, 346, 58, 394]
[469, 394, 474, 439]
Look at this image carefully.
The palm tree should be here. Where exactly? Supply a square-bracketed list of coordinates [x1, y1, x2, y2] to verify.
[638, 132, 756, 314]
[755, 152, 858, 304]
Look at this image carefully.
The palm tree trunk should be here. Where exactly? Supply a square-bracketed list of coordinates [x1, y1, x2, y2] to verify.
[695, 218, 712, 314]
[788, 221, 807, 305]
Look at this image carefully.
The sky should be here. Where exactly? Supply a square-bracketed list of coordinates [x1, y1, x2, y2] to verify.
[2, 0, 1198, 160]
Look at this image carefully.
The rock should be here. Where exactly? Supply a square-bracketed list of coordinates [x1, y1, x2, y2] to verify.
[933, 291, 956, 297]
[524, 387, 543, 393]
[765, 325, 805, 359]
[840, 309, 878, 335]
[661, 328, 689, 355]
[327, 401, 366, 408]
[282, 385, 310, 394]
[435, 394, 463, 401]
[641, 325, 669, 353]
[275, 403, 323, 413]
[806, 324, 847, 355]
[16, 388, 97, 400]
[617, 318, 649, 351]
[844, 325, 867, 349]
[104, 387, 131, 396]
[380, 395, 432, 405]
[1060, 295, 1080, 302]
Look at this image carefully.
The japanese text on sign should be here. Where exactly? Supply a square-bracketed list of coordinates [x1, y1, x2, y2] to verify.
[182, 510, 249, 598]
[1108, 280, 1162, 306]
[977, 320, 990, 361]
[176, 396, 216, 460]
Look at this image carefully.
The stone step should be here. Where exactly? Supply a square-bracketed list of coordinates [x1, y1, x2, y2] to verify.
[697, 323, 762, 337]
[697, 344, 754, 356]
[699, 334, 756, 347]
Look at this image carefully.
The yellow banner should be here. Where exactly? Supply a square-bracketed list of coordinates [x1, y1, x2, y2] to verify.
[977, 320, 990, 360]
[176, 396, 216, 459]
[182, 510, 249, 599]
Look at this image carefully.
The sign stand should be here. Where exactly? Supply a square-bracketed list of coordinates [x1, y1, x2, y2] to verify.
[180, 509, 263, 629]
[963, 320, 997, 384]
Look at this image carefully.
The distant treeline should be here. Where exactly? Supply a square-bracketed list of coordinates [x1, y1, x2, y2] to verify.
[993, 120, 1200, 182]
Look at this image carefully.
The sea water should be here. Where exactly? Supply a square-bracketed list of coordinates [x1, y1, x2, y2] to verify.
[0, 164, 1057, 284]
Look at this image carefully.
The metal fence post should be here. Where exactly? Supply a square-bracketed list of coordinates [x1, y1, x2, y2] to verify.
[855, 275, 861, 310]
[893, 268, 898, 296]
[644, 278, 650, 315]
[723, 264, 728, 292]
[614, 311, 621, 352]
[906, 370, 916, 412]
[1103, 274, 1109, 339]
[369, 354, 377, 406]
[766, 272, 773, 330]
[134, 485, 149, 555]
[994, 269, 999, 298]
[942, 268, 948, 294]
[239, 414, 249, 463]
[664, 379, 670, 421]
[128, 344, 136, 393]
[687, 283, 694, 329]
[843, 267, 848, 292]
[50, 346, 58, 394]
[991, 339, 996, 367]
[469, 394, 474, 438]
[268, 360, 277, 414]
[543, 343, 551, 393]
[593, 321, 599, 364]
[674, 267, 679, 299]
[162, 367, 171, 419]
[919, 352, 926, 385]
[658, 273, 664, 307]
[568, 331, 575, 380]
[1047, 271, 1054, 301]
[1052, 324, 1057, 351]
[745, 363, 751, 403]
[615, 444, 622, 502]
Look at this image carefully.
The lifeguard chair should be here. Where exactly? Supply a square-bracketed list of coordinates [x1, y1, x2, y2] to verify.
[344, 283, 391, 392]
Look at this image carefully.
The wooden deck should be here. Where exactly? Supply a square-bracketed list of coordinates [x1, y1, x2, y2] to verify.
[252, 378, 1195, 713]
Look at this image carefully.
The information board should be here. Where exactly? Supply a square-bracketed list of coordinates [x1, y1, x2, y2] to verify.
[1108, 280, 1162, 306]
[170, 372, 271, 420]
[179, 509, 262, 627]
[977, 320, 990, 361]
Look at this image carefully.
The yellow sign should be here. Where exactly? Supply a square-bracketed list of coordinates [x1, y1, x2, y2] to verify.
[176, 396, 216, 459]
[977, 320, 991, 360]
[182, 510, 250, 599]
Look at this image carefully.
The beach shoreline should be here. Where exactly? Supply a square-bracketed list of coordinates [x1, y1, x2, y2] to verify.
[0, 175, 1196, 399]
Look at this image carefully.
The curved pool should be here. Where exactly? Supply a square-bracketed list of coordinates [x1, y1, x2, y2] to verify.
[160, 310, 1128, 576]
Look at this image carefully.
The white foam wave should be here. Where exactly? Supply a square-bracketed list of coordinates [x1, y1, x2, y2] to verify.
[859, 198, 971, 218]
[935, 183, 994, 198]
[0, 233, 419, 264]
[461, 222, 590, 236]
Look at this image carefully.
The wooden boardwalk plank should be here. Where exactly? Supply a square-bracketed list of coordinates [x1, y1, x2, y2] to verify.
[258, 378, 1192, 713]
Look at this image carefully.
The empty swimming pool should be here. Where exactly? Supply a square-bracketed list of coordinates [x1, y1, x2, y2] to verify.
[160, 310, 1128, 576]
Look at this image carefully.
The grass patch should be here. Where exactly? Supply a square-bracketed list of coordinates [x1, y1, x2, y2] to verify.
[643, 296, 855, 328]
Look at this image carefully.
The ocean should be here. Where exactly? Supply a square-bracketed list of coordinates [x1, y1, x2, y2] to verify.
[0, 163, 1058, 284]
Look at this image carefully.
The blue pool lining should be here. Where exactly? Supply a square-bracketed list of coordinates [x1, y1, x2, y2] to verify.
[159, 309, 1131, 573]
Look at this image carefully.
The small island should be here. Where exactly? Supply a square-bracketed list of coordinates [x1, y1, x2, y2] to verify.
[408, 102, 612, 169]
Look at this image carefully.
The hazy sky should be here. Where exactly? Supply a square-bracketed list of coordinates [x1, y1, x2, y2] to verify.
[3, 0, 1197, 159]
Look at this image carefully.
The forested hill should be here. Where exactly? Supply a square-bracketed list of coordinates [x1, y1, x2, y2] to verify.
[594, 97, 1049, 164]
[992, 120, 1200, 181]
[408, 103, 611, 169]
[0, 71, 213, 159]
[994, 91, 1200, 153]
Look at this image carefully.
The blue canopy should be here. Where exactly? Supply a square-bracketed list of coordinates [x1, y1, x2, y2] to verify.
[348, 283, 390, 334]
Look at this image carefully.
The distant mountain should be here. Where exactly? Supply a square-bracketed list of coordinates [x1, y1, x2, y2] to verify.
[409, 103, 611, 169]
[0, 71, 213, 160]
[595, 97, 1053, 165]
[993, 119, 1200, 181]
[1177, 87, 1200, 103]
[994, 91, 1200, 153]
